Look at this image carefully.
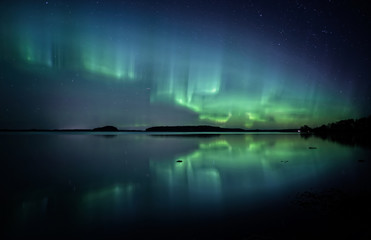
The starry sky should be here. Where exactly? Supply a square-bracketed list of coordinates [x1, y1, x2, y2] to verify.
[0, 0, 370, 130]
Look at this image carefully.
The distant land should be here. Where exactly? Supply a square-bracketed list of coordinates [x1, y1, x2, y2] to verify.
[299, 115, 371, 148]
[2, 117, 371, 149]
[0, 125, 141, 132]
[1, 116, 370, 133]
[93, 126, 119, 131]
[300, 115, 371, 134]
[145, 125, 297, 132]
[0, 125, 298, 132]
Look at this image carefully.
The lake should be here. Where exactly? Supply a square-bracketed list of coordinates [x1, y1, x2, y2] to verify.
[1, 132, 371, 239]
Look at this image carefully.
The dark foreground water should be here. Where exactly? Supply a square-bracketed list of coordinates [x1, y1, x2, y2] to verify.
[1, 132, 371, 239]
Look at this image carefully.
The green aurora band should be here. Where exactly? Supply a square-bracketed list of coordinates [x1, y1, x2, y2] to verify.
[0, 3, 362, 129]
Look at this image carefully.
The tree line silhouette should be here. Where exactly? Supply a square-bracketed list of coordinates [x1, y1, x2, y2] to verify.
[300, 115, 371, 148]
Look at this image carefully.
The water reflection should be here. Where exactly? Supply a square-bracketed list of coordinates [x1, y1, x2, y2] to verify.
[1, 133, 370, 237]
[149, 134, 361, 213]
[301, 132, 371, 149]
[81, 183, 135, 221]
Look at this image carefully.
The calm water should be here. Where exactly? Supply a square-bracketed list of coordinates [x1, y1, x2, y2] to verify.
[1, 133, 371, 239]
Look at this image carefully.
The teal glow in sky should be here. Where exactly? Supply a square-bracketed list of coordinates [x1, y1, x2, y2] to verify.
[0, 0, 370, 129]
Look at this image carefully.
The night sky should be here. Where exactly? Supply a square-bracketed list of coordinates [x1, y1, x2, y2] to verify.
[0, 0, 370, 130]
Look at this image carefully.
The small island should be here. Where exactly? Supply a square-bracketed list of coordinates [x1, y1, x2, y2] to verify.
[93, 126, 119, 131]
[146, 125, 245, 132]
[145, 125, 297, 132]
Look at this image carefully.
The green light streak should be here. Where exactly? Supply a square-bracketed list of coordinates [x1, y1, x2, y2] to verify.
[81, 43, 137, 81]
[7, 6, 360, 129]
[83, 184, 135, 203]
[199, 112, 232, 123]
[149, 135, 356, 200]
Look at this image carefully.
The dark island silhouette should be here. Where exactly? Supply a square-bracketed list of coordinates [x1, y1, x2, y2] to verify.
[145, 125, 297, 132]
[0, 125, 138, 132]
[300, 115, 371, 148]
[300, 115, 371, 134]
[1, 115, 370, 139]
[0, 125, 297, 132]
[93, 126, 118, 131]
[146, 125, 245, 132]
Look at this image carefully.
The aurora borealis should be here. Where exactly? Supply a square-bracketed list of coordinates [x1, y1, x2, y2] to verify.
[0, 0, 370, 129]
